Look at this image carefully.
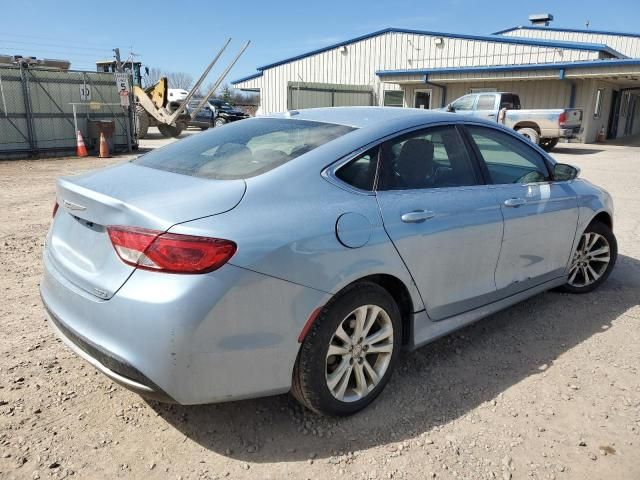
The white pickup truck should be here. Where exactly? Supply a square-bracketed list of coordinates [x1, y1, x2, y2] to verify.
[445, 92, 582, 151]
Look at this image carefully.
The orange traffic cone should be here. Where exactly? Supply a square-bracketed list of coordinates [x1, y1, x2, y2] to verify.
[99, 132, 110, 158]
[76, 130, 88, 157]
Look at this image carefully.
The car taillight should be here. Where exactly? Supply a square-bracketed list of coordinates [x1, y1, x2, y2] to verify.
[107, 226, 236, 274]
[559, 112, 566, 127]
[52, 201, 59, 218]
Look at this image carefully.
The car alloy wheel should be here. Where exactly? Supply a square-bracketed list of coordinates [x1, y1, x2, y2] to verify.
[567, 231, 611, 287]
[291, 282, 401, 416]
[325, 304, 394, 402]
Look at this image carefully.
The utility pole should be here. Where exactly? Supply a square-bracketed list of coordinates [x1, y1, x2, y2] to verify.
[113, 47, 133, 152]
[113, 48, 123, 72]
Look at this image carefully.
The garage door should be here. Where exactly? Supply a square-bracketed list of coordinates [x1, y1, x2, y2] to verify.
[288, 82, 373, 110]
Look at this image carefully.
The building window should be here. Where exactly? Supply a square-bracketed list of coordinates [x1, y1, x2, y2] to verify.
[594, 88, 604, 118]
[384, 90, 404, 107]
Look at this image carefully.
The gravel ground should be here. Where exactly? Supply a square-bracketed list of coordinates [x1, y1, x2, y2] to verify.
[0, 140, 639, 480]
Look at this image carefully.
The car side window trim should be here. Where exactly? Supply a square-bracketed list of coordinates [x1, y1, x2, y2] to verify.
[458, 124, 494, 185]
[323, 120, 488, 194]
[455, 124, 492, 186]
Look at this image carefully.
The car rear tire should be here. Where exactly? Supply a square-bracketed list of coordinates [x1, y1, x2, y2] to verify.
[214, 118, 227, 128]
[517, 127, 540, 145]
[292, 282, 402, 416]
[558, 221, 617, 294]
[539, 138, 559, 151]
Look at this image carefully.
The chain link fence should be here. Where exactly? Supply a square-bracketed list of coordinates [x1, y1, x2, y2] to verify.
[0, 65, 135, 159]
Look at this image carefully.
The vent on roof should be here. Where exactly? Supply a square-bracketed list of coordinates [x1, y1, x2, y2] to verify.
[528, 13, 554, 26]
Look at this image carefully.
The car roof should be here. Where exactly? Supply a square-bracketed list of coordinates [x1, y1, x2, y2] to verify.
[264, 106, 459, 129]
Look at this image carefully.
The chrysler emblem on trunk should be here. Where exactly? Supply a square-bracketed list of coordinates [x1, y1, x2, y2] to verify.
[62, 199, 86, 211]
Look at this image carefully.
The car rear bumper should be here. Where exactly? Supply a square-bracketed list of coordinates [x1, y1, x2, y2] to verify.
[40, 247, 330, 404]
[43, 302, 176, 402]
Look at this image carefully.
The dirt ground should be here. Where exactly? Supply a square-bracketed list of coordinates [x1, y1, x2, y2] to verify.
[0, 138, 639, 480]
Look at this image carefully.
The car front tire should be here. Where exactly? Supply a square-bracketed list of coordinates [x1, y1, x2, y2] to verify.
[292, 282, 402, 416]
[559, 221, 617, 294]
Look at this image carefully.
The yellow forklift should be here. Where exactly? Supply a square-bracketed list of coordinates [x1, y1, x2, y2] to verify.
[96, 39, 249, 139]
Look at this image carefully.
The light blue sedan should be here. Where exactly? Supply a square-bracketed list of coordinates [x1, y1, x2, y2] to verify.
[41, 107, 617, 416]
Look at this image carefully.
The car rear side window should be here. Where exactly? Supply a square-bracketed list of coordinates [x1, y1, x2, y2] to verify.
[134, 118, 355, 180]
[378, 125, 480, 190]
[467, 126, 550, 184]
[500, 94, 520, 110]
[335, 147, 379, 191]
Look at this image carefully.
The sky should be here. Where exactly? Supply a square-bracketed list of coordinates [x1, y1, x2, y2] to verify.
[2, 0, 639, 90]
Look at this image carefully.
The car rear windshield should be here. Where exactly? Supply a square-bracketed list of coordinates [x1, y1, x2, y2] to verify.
[134, 118, 355, 180]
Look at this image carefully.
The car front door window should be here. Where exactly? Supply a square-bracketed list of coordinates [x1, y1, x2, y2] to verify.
[468, 127, 550, 184]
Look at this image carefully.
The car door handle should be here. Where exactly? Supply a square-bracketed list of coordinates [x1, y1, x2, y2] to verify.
[504, 197, 527, 207]
[401, 210, 436, 223]
[488, 113, 497, 117]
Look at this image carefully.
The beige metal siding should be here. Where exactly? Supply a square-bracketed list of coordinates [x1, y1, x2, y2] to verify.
[500, 28, 640, 59]
[247, 31, 602, 114]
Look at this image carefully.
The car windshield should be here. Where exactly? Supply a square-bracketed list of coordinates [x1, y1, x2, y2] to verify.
[134, 118, 355, 180]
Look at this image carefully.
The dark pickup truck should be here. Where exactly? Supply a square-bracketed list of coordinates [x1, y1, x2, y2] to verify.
[187, 100, 249, 130]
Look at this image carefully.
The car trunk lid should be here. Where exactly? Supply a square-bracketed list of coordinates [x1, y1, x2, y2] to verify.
[47, 162, 245, 299]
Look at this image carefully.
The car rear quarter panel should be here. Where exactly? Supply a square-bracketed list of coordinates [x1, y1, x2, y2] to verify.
[41, 246, 331, 404]
[169, 152, 424, 315]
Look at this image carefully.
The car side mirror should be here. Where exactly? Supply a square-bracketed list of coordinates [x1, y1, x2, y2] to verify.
[554, 163, 580, 181]
[446, 103, 454, 112]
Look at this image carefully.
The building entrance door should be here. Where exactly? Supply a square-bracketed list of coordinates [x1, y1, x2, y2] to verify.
[414, 89, 432, 109]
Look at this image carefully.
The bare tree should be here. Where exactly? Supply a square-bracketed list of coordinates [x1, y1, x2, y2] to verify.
[144, 67, 163, 87]
[204, 82, 259, 106]
[166, 72, 194, 90]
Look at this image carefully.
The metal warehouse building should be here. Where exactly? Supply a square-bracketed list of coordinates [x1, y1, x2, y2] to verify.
[232, 22, 640, 143]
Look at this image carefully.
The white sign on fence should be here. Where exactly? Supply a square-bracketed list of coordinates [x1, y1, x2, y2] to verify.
[114, 73, 129, 94]
[80, 83, 91, 101]
[119, 91, 130, 107]
[115, 73, 130, 107]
